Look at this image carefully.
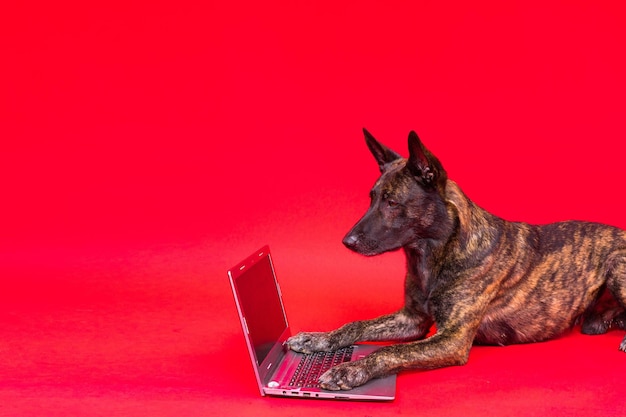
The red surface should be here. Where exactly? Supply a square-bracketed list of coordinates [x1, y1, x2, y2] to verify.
[2, 1, 626, 416]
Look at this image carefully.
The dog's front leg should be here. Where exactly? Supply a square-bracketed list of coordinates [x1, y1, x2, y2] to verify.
[318, 330, 472, 390]
[286, 308, 432, 354]
[316, 279, 493, 390]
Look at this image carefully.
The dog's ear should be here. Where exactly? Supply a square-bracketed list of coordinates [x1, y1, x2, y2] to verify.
[363, 128, 403, 172]
[407, 131, 447, 190]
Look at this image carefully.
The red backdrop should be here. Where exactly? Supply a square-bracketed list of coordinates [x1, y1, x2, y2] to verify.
[1, 1, 626, 416]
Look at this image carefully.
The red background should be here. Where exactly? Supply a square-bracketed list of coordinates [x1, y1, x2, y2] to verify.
[2, 1, 626, 416]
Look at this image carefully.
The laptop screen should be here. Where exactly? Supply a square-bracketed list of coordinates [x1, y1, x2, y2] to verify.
[232, 252, 288, 365]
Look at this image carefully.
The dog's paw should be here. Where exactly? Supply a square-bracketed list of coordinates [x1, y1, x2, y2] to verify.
[286, 332, 334, 354]
[619, 336, 626, 353]
[581, 316, 610, 335]
[318, 361, 372, 391]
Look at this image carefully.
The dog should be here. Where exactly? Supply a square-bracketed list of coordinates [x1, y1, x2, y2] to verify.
[286, 128, 626, 391]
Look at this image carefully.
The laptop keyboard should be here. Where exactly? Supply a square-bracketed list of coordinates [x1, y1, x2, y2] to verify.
[289, 346, 354, 388]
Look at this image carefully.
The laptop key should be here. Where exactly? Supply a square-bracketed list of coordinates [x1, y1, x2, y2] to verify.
[289, 346, 355, 388]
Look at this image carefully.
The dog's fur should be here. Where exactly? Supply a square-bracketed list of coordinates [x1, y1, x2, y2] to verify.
[287, 129, 626, 391]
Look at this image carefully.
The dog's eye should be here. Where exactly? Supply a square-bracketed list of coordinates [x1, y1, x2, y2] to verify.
[382, 192, 399, 208]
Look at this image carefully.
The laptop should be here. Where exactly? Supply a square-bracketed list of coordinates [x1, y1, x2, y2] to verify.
[228, 245, 396, 401]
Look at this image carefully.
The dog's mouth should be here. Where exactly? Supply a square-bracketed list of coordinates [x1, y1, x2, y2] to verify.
[342, 233, 384, 256]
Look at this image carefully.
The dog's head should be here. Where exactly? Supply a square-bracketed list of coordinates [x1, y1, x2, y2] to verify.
[343, 129, 452, 256]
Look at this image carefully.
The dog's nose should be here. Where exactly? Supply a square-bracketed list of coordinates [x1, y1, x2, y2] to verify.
[342, 234, 359, 248]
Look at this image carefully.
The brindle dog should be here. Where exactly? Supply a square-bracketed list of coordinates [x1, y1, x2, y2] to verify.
[287, 129, 626, 391]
